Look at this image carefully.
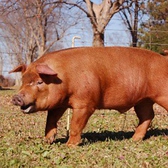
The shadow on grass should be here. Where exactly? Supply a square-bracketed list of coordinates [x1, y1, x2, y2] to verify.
[0, 87, 14, 90]
[82, 130, 134, 143]
[54, 128, 168, 146]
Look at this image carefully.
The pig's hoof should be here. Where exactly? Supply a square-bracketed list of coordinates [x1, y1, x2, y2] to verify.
[132, 134, 144, 141]
[66, 142, 78, 148]
[44, 135, 55, 144]
[45, 129, 57, 144]
[66, 139, 81, 147]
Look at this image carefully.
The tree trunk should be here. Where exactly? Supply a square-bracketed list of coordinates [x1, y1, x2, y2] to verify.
[93, 29, 104, 47]
[132, 33, 137, 47]
[132, 0, 138, 47]
[84, 0, 125, 47]
[0, 57, 2, 76]
[26, 53, 32, 65]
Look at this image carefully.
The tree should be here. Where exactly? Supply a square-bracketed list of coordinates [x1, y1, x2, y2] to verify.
[59, 0, 133, 46]
[0, 0, 81, 86]
[0, 0, 79, 65]
[139, 0, 168, 53]
[119, 0, 147, 47]
[0, 56, 2, 76]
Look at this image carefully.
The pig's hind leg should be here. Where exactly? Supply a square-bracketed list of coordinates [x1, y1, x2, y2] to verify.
[133, 99, 154, 141]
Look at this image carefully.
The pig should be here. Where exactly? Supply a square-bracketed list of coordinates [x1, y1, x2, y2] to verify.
[10, 46, 168, 147]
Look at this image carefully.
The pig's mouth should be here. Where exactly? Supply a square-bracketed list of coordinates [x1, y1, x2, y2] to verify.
[21, 104, 35, 113]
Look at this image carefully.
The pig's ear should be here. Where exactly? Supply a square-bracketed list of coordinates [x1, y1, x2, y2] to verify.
[36, 64, 57, 76]
[9, 64, 27, 74]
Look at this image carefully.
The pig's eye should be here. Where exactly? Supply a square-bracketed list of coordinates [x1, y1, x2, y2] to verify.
[37, 81, 43, 85]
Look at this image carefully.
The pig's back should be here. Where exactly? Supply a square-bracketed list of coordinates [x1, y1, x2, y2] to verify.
[37, 47, 168, 110]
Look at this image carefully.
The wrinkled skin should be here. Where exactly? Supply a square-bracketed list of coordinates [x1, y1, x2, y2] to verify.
[10, 47, 168, 147]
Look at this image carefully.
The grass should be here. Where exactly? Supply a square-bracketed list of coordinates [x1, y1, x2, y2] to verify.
[0, 89, 168, 168]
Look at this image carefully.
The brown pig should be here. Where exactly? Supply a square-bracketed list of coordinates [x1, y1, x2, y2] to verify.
[10, 47, 168, 147]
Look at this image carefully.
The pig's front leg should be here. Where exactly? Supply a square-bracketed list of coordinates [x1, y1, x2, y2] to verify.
[45, 108, 66, 144]
[66, 107, 94, 147]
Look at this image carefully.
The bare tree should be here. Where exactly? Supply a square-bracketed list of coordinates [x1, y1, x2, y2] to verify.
[119, 0, 147, 47]
[0, 0, 79, 65]
[57, 0, 133, 46]
[0, 0, 81, 86]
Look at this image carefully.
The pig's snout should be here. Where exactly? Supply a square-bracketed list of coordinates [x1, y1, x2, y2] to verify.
[12, 95, 24, 106]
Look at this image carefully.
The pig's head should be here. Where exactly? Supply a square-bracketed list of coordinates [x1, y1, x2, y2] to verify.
[9, 64, 60, 113]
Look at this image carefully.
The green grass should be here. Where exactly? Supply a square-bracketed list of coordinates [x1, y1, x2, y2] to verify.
[0, 89, 168, 167]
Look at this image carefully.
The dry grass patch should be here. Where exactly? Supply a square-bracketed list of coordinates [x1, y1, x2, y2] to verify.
[0, 89, 168, 167]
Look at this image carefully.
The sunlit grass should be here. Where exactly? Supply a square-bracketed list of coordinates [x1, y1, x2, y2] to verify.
[0, 89, 168, 167]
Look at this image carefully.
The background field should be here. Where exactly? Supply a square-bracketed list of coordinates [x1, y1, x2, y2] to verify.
[0, 89, 168, 168]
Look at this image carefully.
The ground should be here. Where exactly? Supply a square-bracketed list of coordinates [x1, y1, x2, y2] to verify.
[0, 89, 168, 167]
